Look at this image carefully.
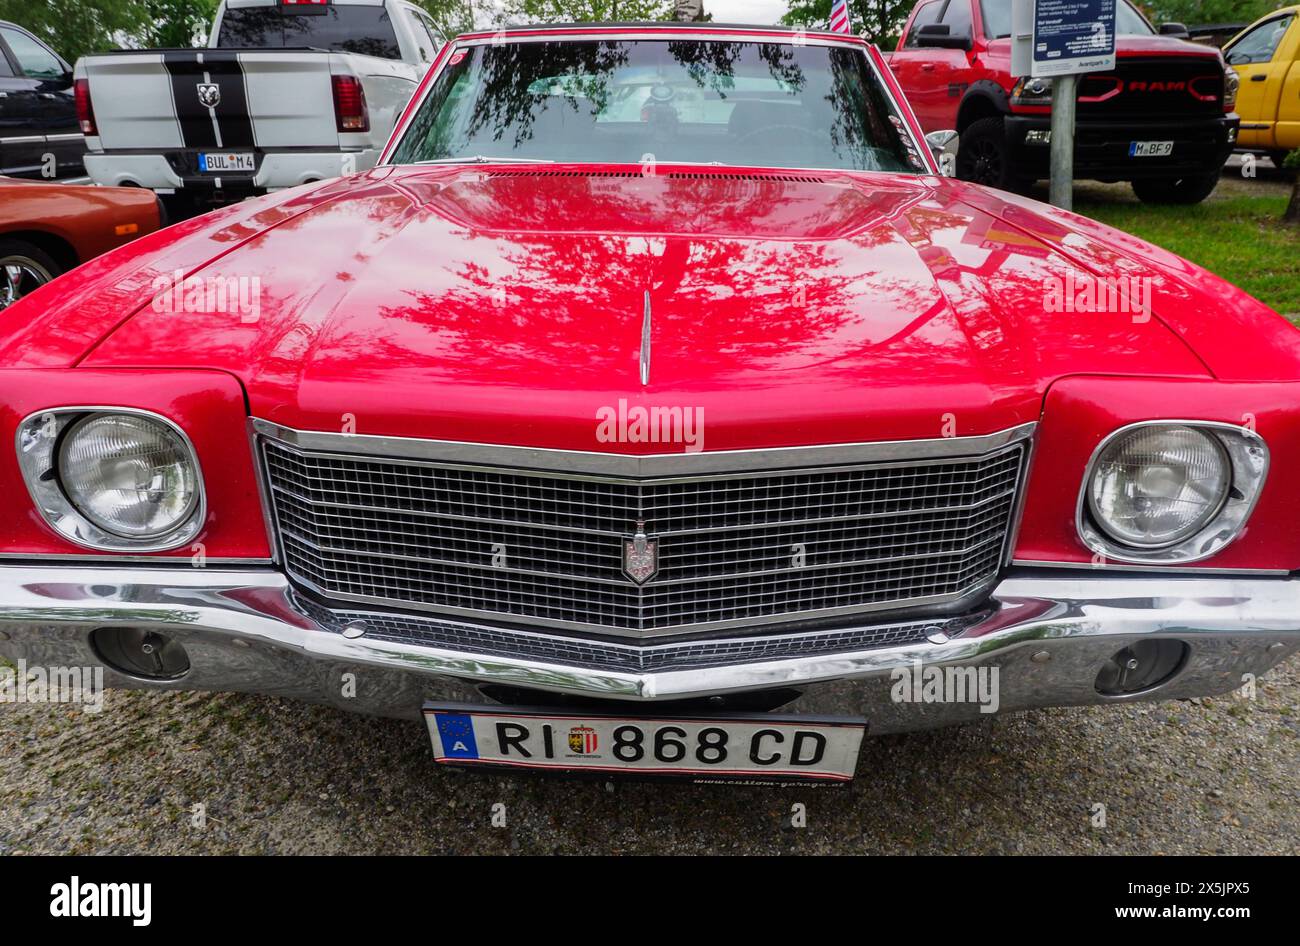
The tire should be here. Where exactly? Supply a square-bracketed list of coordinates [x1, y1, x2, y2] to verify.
[1131, 171, 1221, 205]
[956, 117, 1034, 194]
[160, 192, 201, 223]
[0, 239, 61, 312]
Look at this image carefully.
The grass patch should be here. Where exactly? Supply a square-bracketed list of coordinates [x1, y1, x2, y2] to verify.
[1076, 194, 1300, 319]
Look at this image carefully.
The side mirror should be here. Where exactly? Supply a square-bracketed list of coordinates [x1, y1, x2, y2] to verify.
[916, 24, 974, 51]
[1158, 22, 1190, 38]
[925, 129, 959, 176]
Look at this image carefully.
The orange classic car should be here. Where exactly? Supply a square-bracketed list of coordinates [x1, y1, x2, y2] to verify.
[0, 177, 161, 310]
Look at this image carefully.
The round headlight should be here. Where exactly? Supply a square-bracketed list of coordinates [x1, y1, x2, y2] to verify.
[1087, 425, 1230, 549]
[57, 413, 200, 539]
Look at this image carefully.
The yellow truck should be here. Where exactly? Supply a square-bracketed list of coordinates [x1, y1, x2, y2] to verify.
[1226, 6, 1300, 164]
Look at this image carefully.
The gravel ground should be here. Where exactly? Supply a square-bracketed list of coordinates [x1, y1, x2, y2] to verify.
[1, 655, 1295, 855]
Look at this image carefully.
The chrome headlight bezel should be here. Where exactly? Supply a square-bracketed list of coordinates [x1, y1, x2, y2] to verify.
[15, 407, 206, 552]
[1077, 421, 1268, 565]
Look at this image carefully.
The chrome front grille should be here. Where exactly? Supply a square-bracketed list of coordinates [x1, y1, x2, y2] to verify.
[259, 431, 1028, 637]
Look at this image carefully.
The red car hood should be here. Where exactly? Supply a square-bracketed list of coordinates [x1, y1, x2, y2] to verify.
[64, 165, 1245, 450]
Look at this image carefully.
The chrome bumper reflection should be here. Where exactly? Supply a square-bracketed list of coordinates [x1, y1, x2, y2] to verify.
[0, 565, 1297, 730]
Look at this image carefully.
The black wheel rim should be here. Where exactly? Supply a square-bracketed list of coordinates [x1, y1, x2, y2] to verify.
[961, 138, 1002, 186]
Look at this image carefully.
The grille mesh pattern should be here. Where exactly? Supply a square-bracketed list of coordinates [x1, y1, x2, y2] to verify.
[263, 440, 1024, 634]
[301, 597, 991, 673]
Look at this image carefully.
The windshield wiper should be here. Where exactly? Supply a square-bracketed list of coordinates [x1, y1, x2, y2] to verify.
[410, 156, 556, 166]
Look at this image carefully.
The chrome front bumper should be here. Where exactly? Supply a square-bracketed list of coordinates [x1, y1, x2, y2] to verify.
[0, 565, 1296, 732]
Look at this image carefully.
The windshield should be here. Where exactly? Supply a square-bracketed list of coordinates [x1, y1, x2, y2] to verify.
[216, 7, 401, 58]
[388, 39, 925, 173]
[979, 0, 1154, 40]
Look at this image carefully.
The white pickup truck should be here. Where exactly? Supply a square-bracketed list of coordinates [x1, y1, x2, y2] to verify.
[74, 0, 443, 215]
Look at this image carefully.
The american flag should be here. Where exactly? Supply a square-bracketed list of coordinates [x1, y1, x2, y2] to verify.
[829, 0, 851, 33]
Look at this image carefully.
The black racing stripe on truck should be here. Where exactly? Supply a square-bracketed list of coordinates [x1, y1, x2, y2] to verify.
[163, 51, 217, 148]
[205, 56, 255, 148]
[162, 50, 255, 150]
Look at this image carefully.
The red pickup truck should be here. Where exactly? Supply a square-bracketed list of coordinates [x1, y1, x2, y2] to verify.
[888, 0, 1240, 203]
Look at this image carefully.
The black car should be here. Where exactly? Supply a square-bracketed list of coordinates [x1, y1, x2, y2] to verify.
[0, 21, 85, 179]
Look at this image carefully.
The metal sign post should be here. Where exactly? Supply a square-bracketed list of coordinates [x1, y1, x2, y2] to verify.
[1011, 0, 1117, 210]
[1049, 75, 1078, 209]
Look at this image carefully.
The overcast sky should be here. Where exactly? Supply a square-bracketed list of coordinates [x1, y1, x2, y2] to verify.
[477, 1, 797, 28]
[705, 0, 791, 25]
[475, 0, 799, 30]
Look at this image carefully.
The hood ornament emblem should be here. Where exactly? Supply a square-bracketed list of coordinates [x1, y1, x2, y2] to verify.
[623, 520, 659, 585]
[640, 290, 651, 386]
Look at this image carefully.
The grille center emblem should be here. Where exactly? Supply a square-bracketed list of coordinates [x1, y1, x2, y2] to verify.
[197, 82, 221, 108]
[623, 520, 659, 585]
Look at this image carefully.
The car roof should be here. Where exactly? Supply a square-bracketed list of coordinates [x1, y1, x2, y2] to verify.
[455, 23, 866, 44]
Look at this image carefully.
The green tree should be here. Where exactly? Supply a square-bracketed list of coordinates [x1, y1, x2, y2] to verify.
[0, 0, 137, 62]
[411, 0, 478, 37]
[495, 0, 675, 26]
[1138, 1, 1274, 27]
[134, 0, 218, 48]
[0, 0, 216, 62]
[781, 0, 913, 47]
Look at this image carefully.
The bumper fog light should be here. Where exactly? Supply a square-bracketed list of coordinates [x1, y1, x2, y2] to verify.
[91, 627, 191, 680]
[1095, 640, 1187, 696]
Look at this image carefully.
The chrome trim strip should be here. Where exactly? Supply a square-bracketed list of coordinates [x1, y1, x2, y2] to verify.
[640, 289, 651, 387]
[250, 418, 1037, 477]
[1075, 420, 1269, 566]
[1011, 559, 1290, 576]
[245, 418, 283, 565]
[1001, 429, 1035, 566]
[447, 29, 867, 51]
[0, 553, 271, 565]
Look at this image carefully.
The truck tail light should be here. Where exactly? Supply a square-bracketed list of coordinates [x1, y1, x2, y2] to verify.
[75, 78, 97, 136]
[332, 75, 369, 132]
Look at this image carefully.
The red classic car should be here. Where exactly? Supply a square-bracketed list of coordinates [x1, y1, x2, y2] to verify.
[0, 23, 1297, 783]
[0, 176, 162, 311]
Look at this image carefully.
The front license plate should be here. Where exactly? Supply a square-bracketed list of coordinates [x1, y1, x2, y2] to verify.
[425, 704, 866, 783]
[1129, 140, 1174, 157]
[198, 152, 255, 172]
